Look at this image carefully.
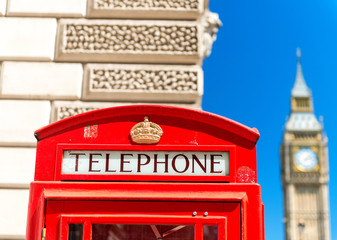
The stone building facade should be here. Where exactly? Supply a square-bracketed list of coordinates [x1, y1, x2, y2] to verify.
[0, 0, 220, 238]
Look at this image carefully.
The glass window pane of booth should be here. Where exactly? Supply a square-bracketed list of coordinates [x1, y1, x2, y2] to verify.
[46, 200, 235, 240]
[92, 224, 194, 240]
[203, 225, 218, 240]
[68, 224, 83, 240]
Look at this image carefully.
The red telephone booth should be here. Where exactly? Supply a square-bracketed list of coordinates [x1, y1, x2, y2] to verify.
[26, 105, 264, 240]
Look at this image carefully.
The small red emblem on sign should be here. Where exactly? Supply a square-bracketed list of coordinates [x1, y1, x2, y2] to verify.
[84, 125, 98, 139]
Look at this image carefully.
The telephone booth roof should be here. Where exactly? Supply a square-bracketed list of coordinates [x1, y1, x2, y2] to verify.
[33, 105, 260, 183]
[35, 105, 259, 144]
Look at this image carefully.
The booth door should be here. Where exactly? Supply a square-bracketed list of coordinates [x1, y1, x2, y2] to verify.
[45, 200, 240, 240]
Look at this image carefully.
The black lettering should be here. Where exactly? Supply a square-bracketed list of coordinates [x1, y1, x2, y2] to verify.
[172, 154, 189, 173]
[154, 154, 169, 173]
[192, 154, 207, 173]
[69, 153, 86, 172]
[210, 154, 223, 173]
[137, 154, 151, 172]
[105, 153, 116, 172]
[89, 153, 101, 172]
[120, 154, 133, 172]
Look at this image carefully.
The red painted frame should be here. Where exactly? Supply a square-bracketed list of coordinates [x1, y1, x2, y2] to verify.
[55, 144, 236, 182]
[59, 215, 227, 240]
[27, 105, 264, 240]
[27, 182, 264, 240]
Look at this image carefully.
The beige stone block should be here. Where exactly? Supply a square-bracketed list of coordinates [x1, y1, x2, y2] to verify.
[83, 64, 203, 103]
[87, 0, 203, 19]
[51, 101, 117, 122]
[0, 0, 6, 16]
[7, 0, 87, 17]
[51, 101, 201, 122]
[204, 0, 209, 9]
[1, 62, 83, 100]
[0, 18, 57, 61]
[0, 189, 29, 237]
[55, 19, 202, 64]
[0, 147, 35, 187]
[0, 100, 50, 146]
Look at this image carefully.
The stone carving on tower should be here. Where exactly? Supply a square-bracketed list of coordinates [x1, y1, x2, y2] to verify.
[281, 49, 330, 240]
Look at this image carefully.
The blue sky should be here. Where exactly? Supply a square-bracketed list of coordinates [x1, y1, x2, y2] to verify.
[202, 1, 337, 239]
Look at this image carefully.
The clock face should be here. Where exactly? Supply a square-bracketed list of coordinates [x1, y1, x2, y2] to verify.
[294, 148, 318, 171]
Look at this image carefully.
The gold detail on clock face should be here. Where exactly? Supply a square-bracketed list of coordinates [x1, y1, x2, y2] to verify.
[293, 147, 319, 172]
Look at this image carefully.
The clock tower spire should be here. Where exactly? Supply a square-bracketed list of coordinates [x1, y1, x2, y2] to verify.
[290, 48, 313, 113]
[281, 49, 330, 240]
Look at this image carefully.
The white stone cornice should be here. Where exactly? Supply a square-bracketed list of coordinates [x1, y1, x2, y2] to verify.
[87, 0, 204, 19]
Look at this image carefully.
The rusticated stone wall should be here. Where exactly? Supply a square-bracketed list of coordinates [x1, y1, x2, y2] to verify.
[90, 68, 199, 92]
[56, 20, 201, 63]
[87, 0, 203, 19]
[94, 0, 200, 10]
[82, 64, 202, 103]
[0, 0, 220, 238]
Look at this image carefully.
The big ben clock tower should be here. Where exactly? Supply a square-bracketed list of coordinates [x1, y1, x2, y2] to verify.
[281, 49, 330, 240]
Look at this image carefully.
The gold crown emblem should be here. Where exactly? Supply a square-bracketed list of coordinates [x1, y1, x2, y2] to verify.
[130, 116, 163, 144]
